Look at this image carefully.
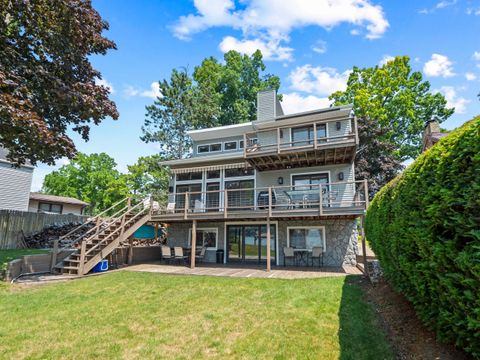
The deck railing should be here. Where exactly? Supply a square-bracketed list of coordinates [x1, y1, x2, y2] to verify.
[153, 180, 368, 219]
[244, 117, 358, 157]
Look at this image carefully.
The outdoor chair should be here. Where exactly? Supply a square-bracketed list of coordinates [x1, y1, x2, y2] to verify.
[161, 246, 173, 264]
[310, 246, 324, 267]
[173, 246, 188, 265]
[195, 247, 206, 264]
[283, 247, 296, 267]
[166, 202, 175, 213]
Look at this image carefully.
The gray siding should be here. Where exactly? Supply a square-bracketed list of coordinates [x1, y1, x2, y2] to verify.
[193, 136, 244, 157]
[257, 90, 276, 122]
[0, 162, 33, 211]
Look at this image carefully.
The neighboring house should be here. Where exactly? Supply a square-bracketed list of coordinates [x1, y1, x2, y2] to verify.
[29, 193, 89, 215]
[0, 147, 34, 211]
[154, 89, 367, 267]
[422, 118, 449, 152]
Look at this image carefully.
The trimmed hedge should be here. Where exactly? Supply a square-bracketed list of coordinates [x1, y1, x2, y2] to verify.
[366, 116, 480, 357]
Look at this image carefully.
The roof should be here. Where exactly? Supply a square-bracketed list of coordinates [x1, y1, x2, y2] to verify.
[188, 122, 254, 141]
[29, 192, 89, 206]
[160, 152, 245, 168]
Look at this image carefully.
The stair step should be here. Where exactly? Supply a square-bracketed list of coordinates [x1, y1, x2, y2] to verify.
[62, 266, 80, 270]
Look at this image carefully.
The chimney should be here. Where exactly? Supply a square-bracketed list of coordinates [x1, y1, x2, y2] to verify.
[422, 118, 442, 152]
[424, 118, 441, 135]
[256, 89, 283, 122]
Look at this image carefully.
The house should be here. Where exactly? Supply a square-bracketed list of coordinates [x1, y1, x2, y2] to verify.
[0, 147, 34, 211]
[153, 89, 368, 268]
[28, 192, 89, 215]
[422, 118, 449, 152]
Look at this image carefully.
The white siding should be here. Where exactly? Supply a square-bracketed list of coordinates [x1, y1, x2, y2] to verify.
[0, 162, 33, 211]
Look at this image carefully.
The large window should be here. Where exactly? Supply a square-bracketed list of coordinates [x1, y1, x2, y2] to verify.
[291, 124, 327, 146]
[225, 167, 254, 177]
[189, 228, 218, 249]
[288, 227, 325, 251]
[198, 143, 221, 154]
[175, 184, 201, 210]
[224, 141, 237, 151]
[292, 173, 329, 190]
[176, 172, 202, 181]
[225, 179, 254, 209]
[38, 202, 62, 214]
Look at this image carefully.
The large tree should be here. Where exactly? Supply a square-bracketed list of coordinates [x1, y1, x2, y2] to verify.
[0, 0, 118, 165]
[42, 153, 129, 215]
[126, 154, 169, 200]
[141, 68, 218, 159]
[194, 50, 281, 126]
[330, 56, 454, 193]
[330, 56, 454, 160]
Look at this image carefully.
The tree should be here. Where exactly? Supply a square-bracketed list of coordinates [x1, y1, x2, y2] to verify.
[126, 155, 169, 200]
[330, 56, 453, 160]
[141, 68, 218, 159]
[329, 56, 454, 193]
[0, 0, 118, 166]
[42, 153, 129, 214]
[194, 50, 281, 126]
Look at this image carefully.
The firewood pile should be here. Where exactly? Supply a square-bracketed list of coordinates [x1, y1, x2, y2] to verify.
[24, 222, 95, 249]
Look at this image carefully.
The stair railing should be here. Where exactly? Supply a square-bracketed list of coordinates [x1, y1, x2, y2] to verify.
[82, 198, 150, 259]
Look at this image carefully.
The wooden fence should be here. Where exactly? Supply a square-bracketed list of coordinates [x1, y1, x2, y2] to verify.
[0, 210, 87, 249]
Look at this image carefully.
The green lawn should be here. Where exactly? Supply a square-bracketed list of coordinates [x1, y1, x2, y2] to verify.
[0, 272, 394, 359]
[0, 249, 50, 272]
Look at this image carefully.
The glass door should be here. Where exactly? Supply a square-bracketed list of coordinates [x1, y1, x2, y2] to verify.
[227, 225, 243, 261]
[227, 224, 276, 264]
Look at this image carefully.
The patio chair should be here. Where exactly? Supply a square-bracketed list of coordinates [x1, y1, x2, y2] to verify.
[173, 246, 188, 265]
[310, 246, 324, 267]
[283, 247, 296, 267]
[161, 246, 173, 264]
[195, 247, 206, 264]
[166, 202, 175, 213]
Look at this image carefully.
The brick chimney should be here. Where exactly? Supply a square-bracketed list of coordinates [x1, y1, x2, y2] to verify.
[422, 118, 447, 152]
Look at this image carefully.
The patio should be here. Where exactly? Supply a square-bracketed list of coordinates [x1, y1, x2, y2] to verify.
[124, 262, 362, 279]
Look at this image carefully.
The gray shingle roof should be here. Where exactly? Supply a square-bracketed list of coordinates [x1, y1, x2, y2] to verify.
[29, 192, 89, 206]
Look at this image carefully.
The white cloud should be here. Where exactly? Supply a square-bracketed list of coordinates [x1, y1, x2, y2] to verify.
[123, 82, 161, 99]
[95, 77, 114, 94]
[466, 7, 480, 15]
[465, 72, 477, 81]
[311, 40, 327, 54]
[423, 54, 455, 77]
[281, 93, 331, 114]
[219, 35, 293, 61]
[473, 51, 480, 61]
[436, 86, 469, 114]
[379, 54, 394, 66]
[173, 0, 388, 61]
[289, 64, 351, 96]
[420, 0, 457, 14]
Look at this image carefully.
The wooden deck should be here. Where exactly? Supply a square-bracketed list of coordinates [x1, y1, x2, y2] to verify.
[124, 262, 363, 279]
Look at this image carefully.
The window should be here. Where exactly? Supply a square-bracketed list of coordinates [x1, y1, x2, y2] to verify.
[206, 182, 220, 211]
[189, 228, 218, 249]
[239, 140, 244, 149]
[224, 141, 237, 151]
[292, 173, 329, 190]
[175, 184, 201, 210]
[197, 143, 222, 153]
[288, 227, 325, 251]
[38, 202, 63, 214]
[291, 124, 327, 146]
[225, 167, 254, 177]
[176, 172, 202, 181]
[206, 170, 220, 179]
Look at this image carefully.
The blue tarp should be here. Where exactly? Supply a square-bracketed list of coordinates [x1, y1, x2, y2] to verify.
[133, 225, 156, 239]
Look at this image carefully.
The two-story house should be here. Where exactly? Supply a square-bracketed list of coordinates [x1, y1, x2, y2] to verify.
[154, 90, 367, 268]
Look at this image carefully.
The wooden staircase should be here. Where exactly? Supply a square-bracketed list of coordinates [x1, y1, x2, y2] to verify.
[54, 197, 152, 276]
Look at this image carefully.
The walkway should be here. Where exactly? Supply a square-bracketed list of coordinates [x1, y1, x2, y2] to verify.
[125, 262, 362, 279]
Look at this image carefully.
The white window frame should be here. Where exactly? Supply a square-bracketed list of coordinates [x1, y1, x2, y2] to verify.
[223, 140, 238, 152]
[188, 227, 218, 250]
[287, 226, 326, 252]
[289, 122, 329, 145]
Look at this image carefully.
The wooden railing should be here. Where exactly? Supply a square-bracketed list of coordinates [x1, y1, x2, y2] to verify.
[153, 180, 368, 219]
[243, 117, 358, 157]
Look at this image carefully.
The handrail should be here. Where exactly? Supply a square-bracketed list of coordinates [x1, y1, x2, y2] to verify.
[57, 197, 129, 243]
[84, 201, 148, 257]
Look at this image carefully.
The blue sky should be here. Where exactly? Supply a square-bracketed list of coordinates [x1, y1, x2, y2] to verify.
[32, 0, 480, 190]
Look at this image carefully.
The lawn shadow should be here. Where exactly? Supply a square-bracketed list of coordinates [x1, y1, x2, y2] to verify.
[338, 275, 395, 360]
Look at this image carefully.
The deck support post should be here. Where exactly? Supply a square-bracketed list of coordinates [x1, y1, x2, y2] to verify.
[191, 220, 197, 269]
[128, 236, 134, 265]
[266, 217, 271, 272]
[50, 239, 59, 272]
[78, 240, 86, 276]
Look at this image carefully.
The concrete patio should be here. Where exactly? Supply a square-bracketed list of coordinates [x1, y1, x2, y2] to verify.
[124, 262, 363, 279]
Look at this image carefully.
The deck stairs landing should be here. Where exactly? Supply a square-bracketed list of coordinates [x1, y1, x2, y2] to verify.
[54, 198, 152, 276]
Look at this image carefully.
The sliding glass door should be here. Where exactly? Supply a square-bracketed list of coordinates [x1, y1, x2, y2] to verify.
[227, 224, 276, 264]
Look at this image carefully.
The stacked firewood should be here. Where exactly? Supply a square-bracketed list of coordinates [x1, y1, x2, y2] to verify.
[24, 222, 95, 249]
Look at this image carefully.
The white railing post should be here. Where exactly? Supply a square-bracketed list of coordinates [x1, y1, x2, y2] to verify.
[363, 179, 369, 209]
[319, 184, 323, 216]
[224, 190, 228, 219]
[268, 187, 272, 217]
[184, 193, 189, 220]
[313, 123, 317, 148]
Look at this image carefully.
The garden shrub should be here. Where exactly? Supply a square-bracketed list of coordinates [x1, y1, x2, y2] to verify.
[366, 116, 480, 357]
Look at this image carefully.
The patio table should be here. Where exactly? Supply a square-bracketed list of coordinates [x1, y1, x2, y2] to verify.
[293, 248, 311, 266]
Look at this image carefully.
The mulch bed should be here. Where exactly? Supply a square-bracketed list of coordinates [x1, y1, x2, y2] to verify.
[358, 277, 473, 360]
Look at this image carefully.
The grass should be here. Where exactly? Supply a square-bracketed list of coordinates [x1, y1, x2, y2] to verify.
[0, 272, 394, 359]
[0, 249, 49, 272]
